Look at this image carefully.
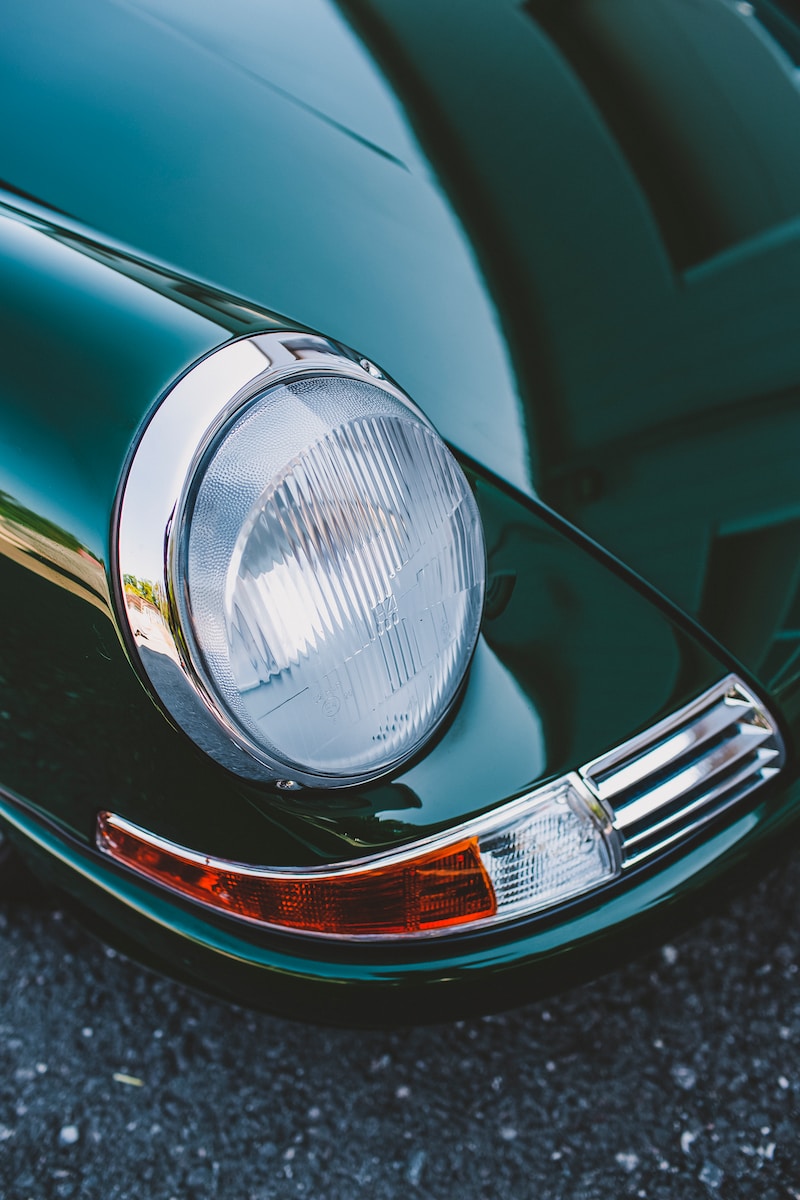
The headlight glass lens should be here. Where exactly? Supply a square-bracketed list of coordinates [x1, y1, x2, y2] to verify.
[174, 373, 485, 781]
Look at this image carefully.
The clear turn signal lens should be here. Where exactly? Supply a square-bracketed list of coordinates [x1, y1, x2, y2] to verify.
[97, 778, 619, 940]
[478, 778, 621, 917]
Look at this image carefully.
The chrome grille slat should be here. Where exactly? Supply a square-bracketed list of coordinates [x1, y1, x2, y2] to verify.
[613, 722, 777, 829]
[580, 676, 785, 867]
[621, 756, 781, 852]
[590, 698, 744, 801]
[618, 766, 782, 866]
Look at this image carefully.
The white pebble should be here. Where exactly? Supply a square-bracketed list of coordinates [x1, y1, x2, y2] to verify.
[672, 1065, 697, 1090]
[59, 1125, 79, 1147]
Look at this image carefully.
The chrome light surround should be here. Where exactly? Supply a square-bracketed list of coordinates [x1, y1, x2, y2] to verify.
[114, 332, 485, 787]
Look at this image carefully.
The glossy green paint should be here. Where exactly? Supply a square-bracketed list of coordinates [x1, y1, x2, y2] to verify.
[340, 0, 800, 705]
[0, 0, 531, 494]
[0, 205, 728, 862]
[0, 0, 799, 1016]
[0, 209, 231, 559]
[3, 0, 798, 700]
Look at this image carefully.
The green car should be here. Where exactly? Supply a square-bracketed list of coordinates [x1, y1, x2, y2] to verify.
[1, 0, 798, 1024]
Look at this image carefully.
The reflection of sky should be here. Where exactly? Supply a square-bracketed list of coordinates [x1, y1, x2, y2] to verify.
[0, 213, 215, 563]
[747, 2, 800, 74]
[0, 0, 535, 576]
[122, 0, 533, 492]
[0, 0, 532, 497]
[128, 0, 427, 173]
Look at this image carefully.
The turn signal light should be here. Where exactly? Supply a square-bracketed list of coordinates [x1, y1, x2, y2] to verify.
[97, 812, 495, 937]
[96, 776, 620, 940]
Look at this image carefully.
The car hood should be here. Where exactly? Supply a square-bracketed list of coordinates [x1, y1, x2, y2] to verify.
[1, 0, 799, 707]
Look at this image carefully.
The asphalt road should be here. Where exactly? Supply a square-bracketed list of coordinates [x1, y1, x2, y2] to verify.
[1, 851, 799, 1200]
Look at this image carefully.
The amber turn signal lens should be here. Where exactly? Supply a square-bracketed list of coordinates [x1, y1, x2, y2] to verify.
[96, 812, 496, 937]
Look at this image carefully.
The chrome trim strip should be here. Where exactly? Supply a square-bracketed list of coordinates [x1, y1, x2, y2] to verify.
[588, 698, 744, 802]
[621, 760, 782, 856]
[611, 723, 777, 830]
[581, 675, 785, 867]
[98, 774, 611, 881]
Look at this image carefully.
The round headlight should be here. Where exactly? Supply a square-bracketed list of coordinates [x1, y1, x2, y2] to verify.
[117, 333, 486, 787]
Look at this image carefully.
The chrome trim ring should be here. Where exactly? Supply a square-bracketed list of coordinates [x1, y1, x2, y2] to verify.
[115, 331, 467, 787]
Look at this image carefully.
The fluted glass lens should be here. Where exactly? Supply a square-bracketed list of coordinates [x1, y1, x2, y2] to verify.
[180, 375, 485, 779]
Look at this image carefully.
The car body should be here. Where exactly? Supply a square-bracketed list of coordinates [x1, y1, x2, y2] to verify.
[0, 0, 798, 1024]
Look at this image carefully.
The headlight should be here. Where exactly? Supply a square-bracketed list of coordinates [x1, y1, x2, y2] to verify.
[116, 332, 486, 786]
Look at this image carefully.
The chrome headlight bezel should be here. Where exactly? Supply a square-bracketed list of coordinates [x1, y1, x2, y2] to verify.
[114, 332, 486, 788]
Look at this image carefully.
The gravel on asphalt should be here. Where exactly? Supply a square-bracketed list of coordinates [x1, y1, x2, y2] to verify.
[1, 849, 799, 1200]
